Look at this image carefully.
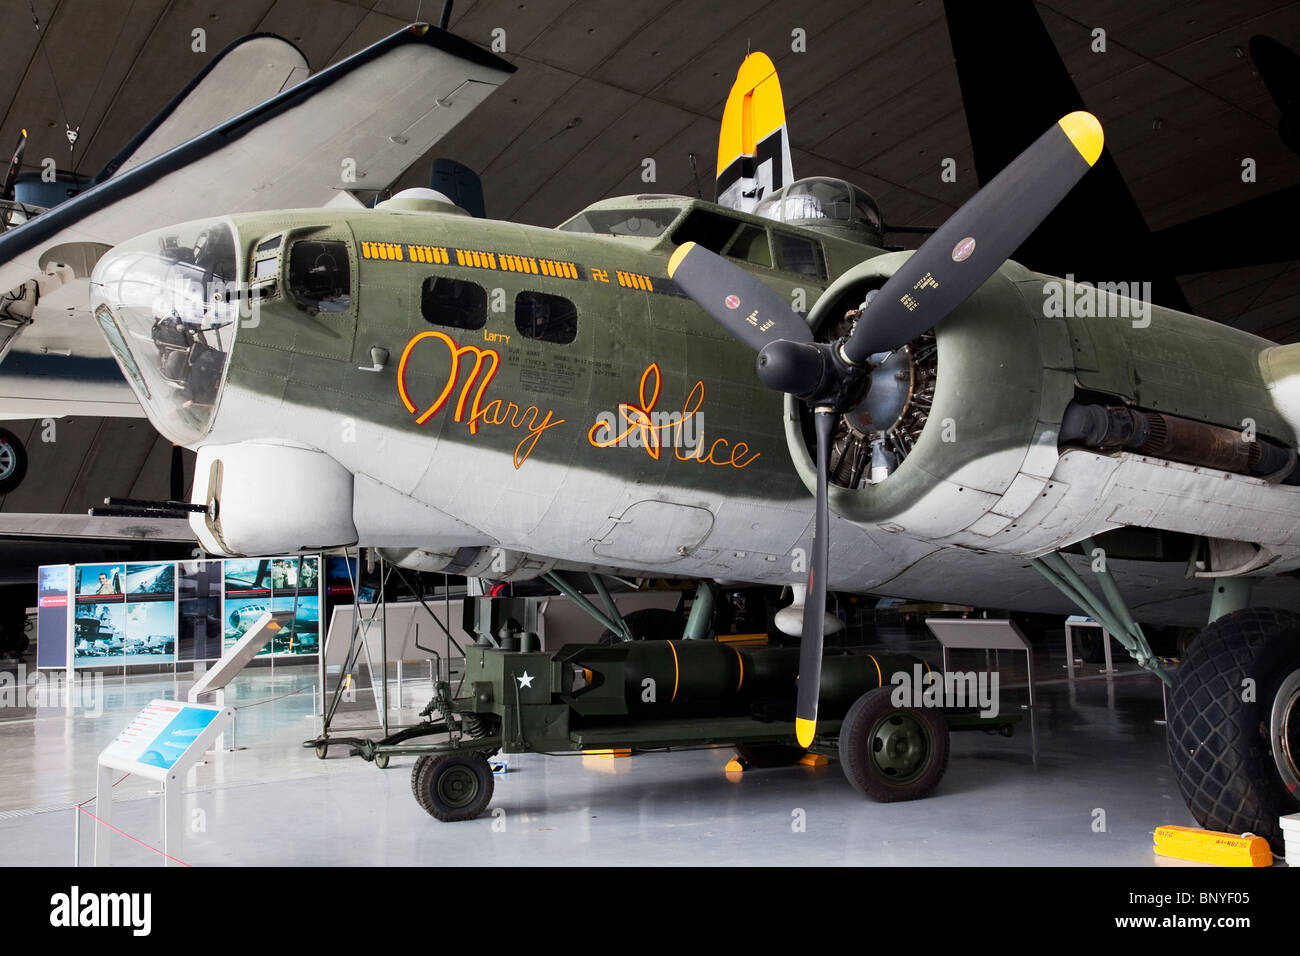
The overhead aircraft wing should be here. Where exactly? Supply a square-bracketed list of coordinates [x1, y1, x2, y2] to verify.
[0, 23, 514, 419]
[97, 34, 311, 181]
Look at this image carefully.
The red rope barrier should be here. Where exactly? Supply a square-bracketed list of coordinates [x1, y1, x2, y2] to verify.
[76, 803, 193, 867]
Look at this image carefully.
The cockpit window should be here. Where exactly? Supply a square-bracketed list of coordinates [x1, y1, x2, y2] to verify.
[773, 231, 827, 279]
[723, 225, 772, 268]
[557, 207, 680, 237]
[422, 277, 487, 330]
[288, 240, 351, 313]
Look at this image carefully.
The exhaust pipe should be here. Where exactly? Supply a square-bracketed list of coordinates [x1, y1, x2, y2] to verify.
[1060, 401, 1297, 482]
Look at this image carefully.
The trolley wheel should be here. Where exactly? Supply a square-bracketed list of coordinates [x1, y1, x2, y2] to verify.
[839, 686, 950, 802]
[314, 743, 328, 760]
[374, 753, 390, 770]
[733, 742, 806, 767]
[412, 752, 495, 822]
[411, 755, 431, 800]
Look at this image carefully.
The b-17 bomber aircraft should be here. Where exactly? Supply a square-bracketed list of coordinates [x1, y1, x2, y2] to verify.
[5, 22, 1300, 850]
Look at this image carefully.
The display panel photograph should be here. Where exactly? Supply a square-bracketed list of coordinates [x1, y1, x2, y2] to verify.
[73, 601, 125, 665]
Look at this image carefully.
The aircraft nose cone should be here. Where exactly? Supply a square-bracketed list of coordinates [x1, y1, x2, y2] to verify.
[89, 218, 241, 445]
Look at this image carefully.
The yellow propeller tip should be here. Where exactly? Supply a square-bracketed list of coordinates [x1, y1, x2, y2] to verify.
[667, 241, 695, 278]
[1059, 111, 1103, 166]
[795, 717, 816, 748]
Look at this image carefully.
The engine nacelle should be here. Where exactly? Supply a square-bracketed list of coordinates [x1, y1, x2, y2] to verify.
[191, 443, 357, 556]
[792, 253, 1053, 540]
[792, 254, 1300, 557]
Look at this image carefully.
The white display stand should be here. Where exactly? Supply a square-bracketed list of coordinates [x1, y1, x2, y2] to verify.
[1063, 615, 1116, 678]
[357, 618, 388, 723]
[187, 609, 292, 749]
[94, 699, 232, 866]
[924, 617, 1037, 767]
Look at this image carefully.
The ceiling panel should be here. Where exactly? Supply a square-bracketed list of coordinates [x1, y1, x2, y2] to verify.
[257, 0, 368, 69]
[512, 96, 696, 225]
[480, 76, 642, 220]
[521, 0, 663, 76]
[589, 0, 767, 100]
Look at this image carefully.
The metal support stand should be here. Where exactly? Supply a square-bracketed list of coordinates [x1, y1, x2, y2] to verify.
[925, 617, 1038, 769]
[682, 580, 717, 640]
[1064, 617, 1116, 680]
[1030, 540, 1172, 686]
[589, 573, 632, 642]
[542, 571, 628, 639]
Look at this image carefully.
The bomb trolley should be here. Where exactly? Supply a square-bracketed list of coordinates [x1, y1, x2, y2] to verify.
[305, 639, 1018, 821]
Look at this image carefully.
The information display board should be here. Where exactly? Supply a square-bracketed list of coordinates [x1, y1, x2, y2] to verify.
[39, 555, 324, 669]
[36, 565, 71, 669]
[223, 555, 320, 658]
[177, 560, 223, 663]
[101, 699, 222, 773]
[95, 699, 233, 867]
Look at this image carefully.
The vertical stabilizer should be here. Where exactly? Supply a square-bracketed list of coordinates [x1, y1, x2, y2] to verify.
[716, 52, 793, 212]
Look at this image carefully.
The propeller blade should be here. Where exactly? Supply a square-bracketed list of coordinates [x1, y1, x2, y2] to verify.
[667, 240, 812, 351]
[795, 407, 835, 748]
[3, 129, 27, 200]
[843, 111, 1103, 363]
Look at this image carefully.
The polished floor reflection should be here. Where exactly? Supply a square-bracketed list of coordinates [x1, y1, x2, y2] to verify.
[0, 630, 1211, 866]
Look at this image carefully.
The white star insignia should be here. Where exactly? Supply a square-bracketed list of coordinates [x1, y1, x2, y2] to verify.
[516, 671, 534, 689]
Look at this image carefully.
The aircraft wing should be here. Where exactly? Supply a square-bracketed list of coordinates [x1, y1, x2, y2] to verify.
[0, 23, 514, 419]
[97, 34, 310, 182]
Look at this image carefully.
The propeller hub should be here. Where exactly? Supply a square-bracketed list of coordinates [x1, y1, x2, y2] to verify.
[756, 338, 869, 411]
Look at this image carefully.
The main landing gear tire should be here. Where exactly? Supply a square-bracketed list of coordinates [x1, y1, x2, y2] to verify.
[412, 752, 494, 821]
[0, 428, 27, 495]
[839, 686, 950, 802]
[733, 742, 807, 767]
[1167, 607, 1300, 854]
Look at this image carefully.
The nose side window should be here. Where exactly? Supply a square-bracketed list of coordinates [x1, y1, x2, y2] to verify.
[288, 240, 351, 313]
[515, 290, 577, 345]
[421, 277, 487, 330]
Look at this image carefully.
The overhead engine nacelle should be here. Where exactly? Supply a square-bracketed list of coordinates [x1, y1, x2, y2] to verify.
[191, 443, 357, 556]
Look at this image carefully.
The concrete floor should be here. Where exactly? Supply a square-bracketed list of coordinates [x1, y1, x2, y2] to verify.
[0, 632, 1224, 866]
